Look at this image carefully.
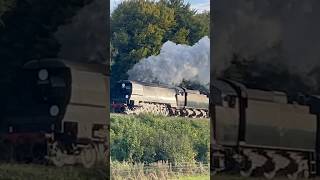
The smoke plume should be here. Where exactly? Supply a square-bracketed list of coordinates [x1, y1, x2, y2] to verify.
[128, 36, 210, 89]
[212, 0, 320, 74]
[55, 0, 108, 64]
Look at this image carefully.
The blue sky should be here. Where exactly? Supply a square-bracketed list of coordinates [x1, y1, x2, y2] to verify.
[110, 0, 210, 13]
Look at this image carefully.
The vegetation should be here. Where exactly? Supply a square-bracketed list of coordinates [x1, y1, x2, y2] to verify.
[179, 175, 209, 180]
[0, 163, 107, 180]
[110, 0, 210, 91]
[110, 114, 209, 164]
[111, 160, 209, 180]
[211, 175, 304, 180]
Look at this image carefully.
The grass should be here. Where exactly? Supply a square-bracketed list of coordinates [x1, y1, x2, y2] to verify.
[111, 161, 209, 180]
[0, 163, 108, 180]
[110, 113, 210, 122]
[211, 175, 314, 180]
[176, 175, 209, 180]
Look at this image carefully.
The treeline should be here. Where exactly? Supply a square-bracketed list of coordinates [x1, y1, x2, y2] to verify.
[110, 0, 210, 91]
[110, 114, 210, 164]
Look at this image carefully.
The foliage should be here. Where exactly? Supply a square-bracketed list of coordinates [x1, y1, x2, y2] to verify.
[111, 160, 209, 180]
[110, 0, 210, 91]
[110, 114, 210, 164]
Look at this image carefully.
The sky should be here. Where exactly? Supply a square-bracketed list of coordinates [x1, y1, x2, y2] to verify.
[110, 0, 210, 13]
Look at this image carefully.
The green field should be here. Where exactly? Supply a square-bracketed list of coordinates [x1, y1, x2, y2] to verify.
[0, 163, 107, 180]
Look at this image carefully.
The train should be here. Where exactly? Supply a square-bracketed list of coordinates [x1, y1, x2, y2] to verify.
[211, 79, 320, 179]
[0, 58, 109, 168]
[111, 80, 209, 118]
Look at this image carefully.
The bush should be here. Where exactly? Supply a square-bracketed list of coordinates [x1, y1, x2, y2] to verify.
[110, 114, 209, 164]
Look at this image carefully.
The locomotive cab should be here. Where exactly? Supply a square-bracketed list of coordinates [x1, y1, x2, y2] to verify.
[2, 60, 71, 134]
[111, 80, 134, 112]
[0, 59, 109, 167]
[211, 80, 240, 146]
[175, 87, 186, 108]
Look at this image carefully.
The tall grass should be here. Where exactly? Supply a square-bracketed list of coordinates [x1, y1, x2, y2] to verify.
[0, 163, 108, 180]
[111, 160, 209, 180]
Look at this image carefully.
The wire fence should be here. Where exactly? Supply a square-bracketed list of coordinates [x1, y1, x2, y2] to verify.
[111, 161, 209, 179]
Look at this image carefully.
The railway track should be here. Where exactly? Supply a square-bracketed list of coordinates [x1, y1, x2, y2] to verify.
[112, 102, 209, 119]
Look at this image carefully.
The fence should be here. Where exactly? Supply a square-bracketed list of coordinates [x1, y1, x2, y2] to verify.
[111, 161, 209, 180]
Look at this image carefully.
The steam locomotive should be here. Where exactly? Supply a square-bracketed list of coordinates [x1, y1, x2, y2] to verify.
[111, 80, 209, 118]
[211, 79, 320, 179]
[0, 59, 109, 168]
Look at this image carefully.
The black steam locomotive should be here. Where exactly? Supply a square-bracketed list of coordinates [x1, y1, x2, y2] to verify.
[0, 59, 109, 168]
[211, 79, 320, 179]
[111, 80, 209, 118]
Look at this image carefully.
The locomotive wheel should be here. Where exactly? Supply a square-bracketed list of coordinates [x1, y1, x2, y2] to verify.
[287, 173, 297, 180]
[211, 170, 217, 176]
[50, 142, 65, 167]
[80, 143, 97, 168]
[303, 169, 310, 179]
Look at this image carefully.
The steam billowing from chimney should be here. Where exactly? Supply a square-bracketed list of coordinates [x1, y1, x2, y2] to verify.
[128, 36, 210, 89]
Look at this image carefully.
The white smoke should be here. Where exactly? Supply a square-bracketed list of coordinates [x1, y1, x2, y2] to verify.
[127, 36, 210, 89]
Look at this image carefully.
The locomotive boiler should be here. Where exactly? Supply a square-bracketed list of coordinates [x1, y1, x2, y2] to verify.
[211, 79, 320, 179]
[0, 58, 109, 168]
[111, 80, 209, 118]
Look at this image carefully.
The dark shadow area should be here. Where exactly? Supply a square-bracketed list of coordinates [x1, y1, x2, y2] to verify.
[0, 0, 109, 179]
[211, 1, 320, 179]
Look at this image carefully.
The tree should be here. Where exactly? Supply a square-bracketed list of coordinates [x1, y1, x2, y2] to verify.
[162, 0, 210, 44]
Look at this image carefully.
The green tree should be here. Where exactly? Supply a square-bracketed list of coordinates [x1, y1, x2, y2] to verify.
[111, 0, 175, 84]
[163, 0, 210, 44]
[110, 114, 209, 164]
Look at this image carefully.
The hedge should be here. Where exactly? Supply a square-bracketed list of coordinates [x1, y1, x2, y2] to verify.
[110, 114, 209, 164]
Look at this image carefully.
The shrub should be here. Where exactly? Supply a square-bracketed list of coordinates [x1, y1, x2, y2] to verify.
[110, 114, 209, 164]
